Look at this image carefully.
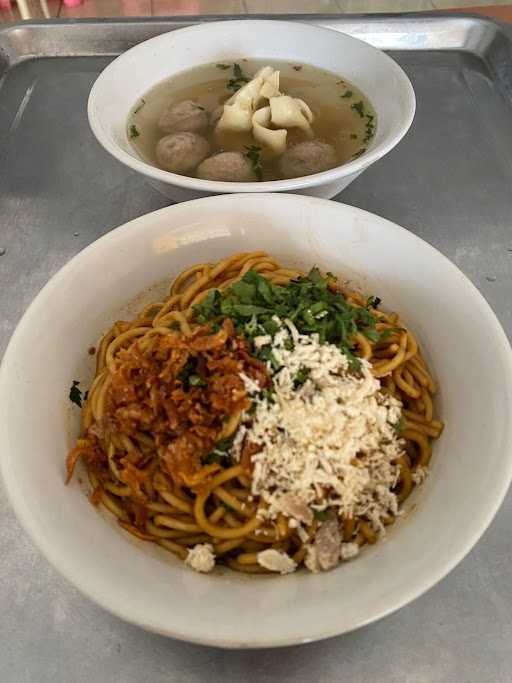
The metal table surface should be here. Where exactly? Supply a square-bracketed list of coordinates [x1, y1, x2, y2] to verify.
[1, 14, 512, 683]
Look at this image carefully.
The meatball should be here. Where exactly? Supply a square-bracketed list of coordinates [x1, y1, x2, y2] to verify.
[279, 141, 337, 179]
[197, 152, 257, 182]
[155, 132, 210, 175]
[158, 100, 209, 134]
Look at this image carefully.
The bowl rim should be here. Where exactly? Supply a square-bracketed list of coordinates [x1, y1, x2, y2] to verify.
[87, 19, 416, 193]
[2, 194, 512, 649]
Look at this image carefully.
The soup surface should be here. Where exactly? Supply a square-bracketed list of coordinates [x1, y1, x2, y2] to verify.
[127, 60, 376, 182]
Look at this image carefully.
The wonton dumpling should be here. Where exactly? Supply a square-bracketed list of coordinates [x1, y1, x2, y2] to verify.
[269, 96, 314, 135]
[217, 66, 278, 134]
[225, 66, 274, 105]
[227, 78, 262, 111]
[259, 70, 281, 102]
[215, 66, 316, 153]
[252, 107, 287, 156]
[227, 65, 274, 105]
[216, 103, 253, 132]
[254, 65, 275, 81]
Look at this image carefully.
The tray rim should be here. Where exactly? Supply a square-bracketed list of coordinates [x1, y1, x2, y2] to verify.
[1, 12, 511, 66]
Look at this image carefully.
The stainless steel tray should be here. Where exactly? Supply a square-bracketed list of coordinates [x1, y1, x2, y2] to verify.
[1, 14, 512, 683]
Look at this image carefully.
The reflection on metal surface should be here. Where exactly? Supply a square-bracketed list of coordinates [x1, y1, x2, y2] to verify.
[9, 81, 35, 133]
[0, 15, 510, 63]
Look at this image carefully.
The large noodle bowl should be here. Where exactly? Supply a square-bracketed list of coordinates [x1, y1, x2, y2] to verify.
[66, 251, 443, 575]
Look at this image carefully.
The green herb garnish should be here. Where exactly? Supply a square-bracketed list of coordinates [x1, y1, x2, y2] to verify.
[341, 90, 353, 99]
[363, 113, 375, 144]
[313, 509, 329, 521]
[202, 452, 220, 464]
[244, 145, 263, 181]
[178, 361, 194, 388]
[294, 367, 311, 388]
[351, 100, 365, 118]
[260, 387, 275, 403]
[133, 99, 146, 114]
[170, 321, 181, 331]
[216, 437, 234, 452]
[352, 147, 367, 159]
[395, 417, 405, 434]
[227, 63, 250, 93]
[366, 296, 382, 310]
[179, 361, 206, 390]
[233, 63, 247, 80]
[188, 374, 207, 387]
[216, 63, 231, 70]
[69, 380, 83, 408]
[201, 437, 234, 465]
[193, 268, 384, 370]
[379, 326, 405, 342]
[129, 124, 140, 139]
[350, 98, 375, 147]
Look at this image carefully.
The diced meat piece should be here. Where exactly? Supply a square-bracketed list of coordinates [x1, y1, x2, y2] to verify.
[275, 493, 313, 526]
[257, 549, 297, 574]
[304, 517, 341, 572]
[304, 545, 319, 573]
[340, 542, 360, 561]
[185, 544, 215, 573]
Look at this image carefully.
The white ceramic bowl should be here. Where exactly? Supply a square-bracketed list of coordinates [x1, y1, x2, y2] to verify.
[2, 194, 512, 648]
[88, 20, 415, 202]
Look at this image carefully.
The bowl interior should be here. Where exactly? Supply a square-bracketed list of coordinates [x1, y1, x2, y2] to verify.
[88, 20, 415, 189]
[2, 194, 511, 648]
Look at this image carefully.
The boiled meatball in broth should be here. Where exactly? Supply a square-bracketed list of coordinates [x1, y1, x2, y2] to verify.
[279, 141, 337, 179]
[155, 132, 209, 174]
[158, 100, 209, 135]
[198, 152, 257, 182]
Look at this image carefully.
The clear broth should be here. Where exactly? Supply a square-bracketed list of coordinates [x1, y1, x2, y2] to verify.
[128, 60, 376, 181]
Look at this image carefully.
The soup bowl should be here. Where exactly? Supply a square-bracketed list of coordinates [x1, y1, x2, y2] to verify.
[88, 20, 415, 202]
[1, 194, 512, 648]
